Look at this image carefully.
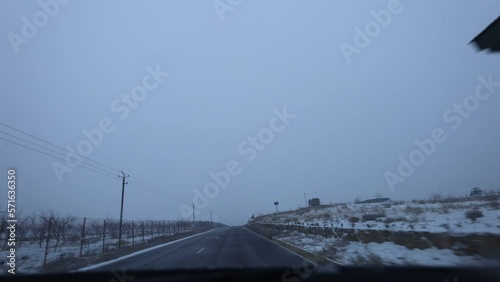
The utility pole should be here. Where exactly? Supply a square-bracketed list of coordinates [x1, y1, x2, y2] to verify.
[274, 202, 279, 221]
[220, 215, 222, 224]
[192, 202, 195, 231]
[118, 171, 129, 248]
[210, 210, 212, 228]
[304, 193, 307, 207]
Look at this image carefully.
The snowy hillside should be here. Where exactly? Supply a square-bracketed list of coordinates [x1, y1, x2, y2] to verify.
[255, 196, 500, 235]
[249, 195, 500, 266]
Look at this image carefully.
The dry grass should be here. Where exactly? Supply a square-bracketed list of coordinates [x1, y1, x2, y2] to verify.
[404, 205, 425, 215]
[348, 216, 360, 223]
[361, 212, 386, 222]
[383, 217, 407, 224]
[486, 200, 500, 210]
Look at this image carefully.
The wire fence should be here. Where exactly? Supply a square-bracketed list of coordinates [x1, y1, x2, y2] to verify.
[0, 213, 219, 266]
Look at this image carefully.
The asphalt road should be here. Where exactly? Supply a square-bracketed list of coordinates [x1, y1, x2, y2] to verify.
[90, 226, 307, 271]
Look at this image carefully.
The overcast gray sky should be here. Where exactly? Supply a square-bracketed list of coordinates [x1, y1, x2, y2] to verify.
[1, 0, 499, 225]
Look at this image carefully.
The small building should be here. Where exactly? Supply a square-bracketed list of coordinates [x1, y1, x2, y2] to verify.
[470, 187, 483, 197]
[359, 198, 390, 204]
[308, 198, 320, 206]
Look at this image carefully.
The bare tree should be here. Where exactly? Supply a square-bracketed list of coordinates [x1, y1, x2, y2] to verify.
[0, 215, 7, 250]
[14, 213, 30, 244]
[56, 215, 77, 245]
[88, 220, 104, 241]
[105, 218, 120, 239]
[29, 213, 46, 248]
[38, 210, 63, 251]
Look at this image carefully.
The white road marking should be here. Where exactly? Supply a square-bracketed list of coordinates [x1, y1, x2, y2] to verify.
[76, 228, 218, 271]
[216, 237, 219, 239]
[196, 247, 205, 254]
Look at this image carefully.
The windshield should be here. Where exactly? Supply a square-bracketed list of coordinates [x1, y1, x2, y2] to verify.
[1, 0, 499, 277]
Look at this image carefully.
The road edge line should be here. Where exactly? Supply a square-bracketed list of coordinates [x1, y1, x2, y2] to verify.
[272, 237, 343, 266]
[75, 228, 219, 271]
[242, 226, 342, 266]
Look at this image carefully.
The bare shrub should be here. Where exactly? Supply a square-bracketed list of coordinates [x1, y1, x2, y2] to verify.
[480, 194, 500, 202]
[362, 212, 386, 221]
[441, 194, 459, 203]
[348, 216, 360, 223]
[430, 193, 444, 202]
[321, 213, 332, 219]
[404, 205, 424, 215]
[440, 203, 455, 214]
[465, 209, 484, 222]
[383, 217, 406, 224]
[439, 223, 451, 230]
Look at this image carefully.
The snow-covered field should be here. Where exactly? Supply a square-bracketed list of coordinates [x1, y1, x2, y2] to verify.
[0, 232, 187, 274]
[259, 198, 500, 235]
[277, 231, 499, 266]
[253, 196, 500, 266]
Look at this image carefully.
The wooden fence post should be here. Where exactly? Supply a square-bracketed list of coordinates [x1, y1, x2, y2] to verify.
[150, 221, 153, 239]
[102, 219, 106, 253]
[43, 218, 52, 266]
[142, 221, 145, 243]
[79, 217, 86, 257]
[132, 221, 135, 246]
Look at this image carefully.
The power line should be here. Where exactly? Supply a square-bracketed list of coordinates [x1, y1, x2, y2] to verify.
[127, 180, 183, 203]
[0, 130, 119, 176]
[0, 134, 185, 210]
[129, 176, 184, 201]
[0, 136, 119, 181]
[0, 122, 122, 174]
[0, 122, 185, 204]
[129, 176, 158, 189]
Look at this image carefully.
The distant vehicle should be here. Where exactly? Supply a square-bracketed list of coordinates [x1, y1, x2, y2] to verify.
[470, 187, 483, 197]
[308, 198, 320, 206]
